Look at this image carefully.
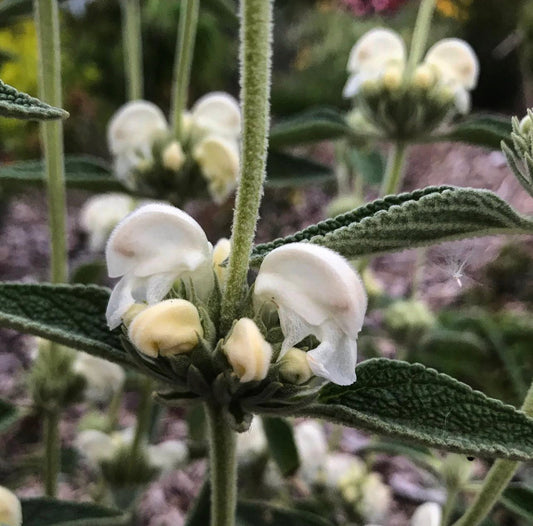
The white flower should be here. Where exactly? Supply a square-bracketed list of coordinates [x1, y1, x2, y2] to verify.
[344, 28, 406, 98]
[0, 486, 22, 526]
[254, 243, 367, 385]
[189, 92, 241, 140]
[236, 417, 267, 465]
[147, 440, 188, 473]
[321, 452, 366, 490]
[212, 238, 231, 286]
[411, 502, 442, 526]
[105, 203, 214, 329]
[294, 420, 328, 485]
[73, 352, 126, 402]
[357, 472, 392, 523]
[80, 193, 135, 251]
[76, 429, 115, 466]
[161, 141, 185, 172]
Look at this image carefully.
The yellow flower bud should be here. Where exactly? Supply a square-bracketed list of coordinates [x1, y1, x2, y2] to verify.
[0, 486, 22, 526]
[128, 299, 203, 357]
[382, 64, 403, 90]
[224, 318, 272, 382]
[162, 141, 185, 172]
[279, 348, 313, 384]
[122, 303, 148, 328]
[413, 64, 435, 90]
[212, 238, 231, 285]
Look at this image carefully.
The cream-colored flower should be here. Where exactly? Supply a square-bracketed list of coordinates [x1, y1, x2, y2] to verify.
[321, 453, 366, 490]
[254, 243, 367, 385]
[212, 238, 231, 286]
[279, 347, 314, 385]
[189, 92, 241, 139]
[0, 486, 22, 526]
[223, 318, 272, 382]
[76, 429, 115, 465]
[410, 502, 442, 526]
[294, 421, 328, 485]
[128, 299, 203, 357]
[357, 472, 392, 523]
[162, 141, 185, 172]
[147, 440, 188, 473]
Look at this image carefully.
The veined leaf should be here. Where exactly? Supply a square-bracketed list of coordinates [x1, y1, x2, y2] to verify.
[262, 417, 300, 476]
[269, 108, 352, 148]
[266, 151, 333, 187]
[0, 155, 126, 193]
[0, 79, 68, 120]
[501, 484, 533, 521]
[0, 283, 131, 367]
[21, 498, 129, 526]
[298, 359, 533, 461]
[0, 398, 18, 432]
[250, 186, 533, 265]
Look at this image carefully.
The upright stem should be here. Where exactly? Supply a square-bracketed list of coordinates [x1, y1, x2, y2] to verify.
[120, 0, 143, 101]
[405, 0, 437, 78]
[43, 408, 60, 497]
[205, 404, 237, 526]
[441, 487, 459, 526]
[221, 0, 273, 331]
[453, 381, 533, 526]
[380, 142, 408, 197]
[129, 377, 154, 459]
[170, 0, 200, 138]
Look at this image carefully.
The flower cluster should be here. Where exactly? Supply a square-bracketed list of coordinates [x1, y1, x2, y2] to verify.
[104, 203, 367, 426]
[344, 28, 479, 139]
[107, 92, 241, 205]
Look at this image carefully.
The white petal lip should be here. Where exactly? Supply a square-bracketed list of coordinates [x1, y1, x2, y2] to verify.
[107, 100, 168, 155]
[411, 502, 442, 526]
[191, 92, 241, 137]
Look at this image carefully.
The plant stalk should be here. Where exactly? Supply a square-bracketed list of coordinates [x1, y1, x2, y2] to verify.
[121, 0, 143, 101]
[129, 377, 154, 459]
[452, 380, 533, 526]
[205, 404, 237, 526]
[405, 0, 437, 78]
[171, 0, 200, 138]
[221, 0, 273, 331]
[43, 408, 60, 497]
[380, 142, 408, 197]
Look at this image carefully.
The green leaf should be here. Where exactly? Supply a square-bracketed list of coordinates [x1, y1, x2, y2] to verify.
[0, 79, 68, 121]
[0, 397, 18, 432]
[250, 186, 533, 265]
[433, 114, 511, 150]
[0, 283, 131, 367]
[269, 108, 352, 148]
[501, 484, 533, 521]
[347, 147, 385, 185]
[21, 498, 129, 526]
[262, 417, 300, 476]
[265, 151, 333, 187]
[299, 359, 533, 461]
[0, 155, 126, 193]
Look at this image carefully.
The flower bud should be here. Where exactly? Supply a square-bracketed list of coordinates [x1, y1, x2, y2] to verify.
[382, 63, 403, 90]
[413, 64, 435, 90]
[122, 303, 148, 328]
[128, 299, 203, 357]
[356, 472, 392, 523]
[520, 114, 533, 135]
[76, 429, 115, 466]
[212, 238, 231, 286]
[161, 141, 185, 172]
[0, 486, 21, 526]
[223, 318, 272, 382]
[279, 348, 313, 385]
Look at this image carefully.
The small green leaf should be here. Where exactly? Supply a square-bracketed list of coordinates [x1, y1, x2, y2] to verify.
[21, 498, 129, 526]
[299, 359, 533, 461]
[501, 484, 533, 521]
[0, 79, 68, 121]
[0, 283, 131, 367]
[266, 151, 333, 187]
[262, 417, 300, 476]
[250, 186, 533, 265]
[0, 155, 125, 193]
[0, 397, 18, 432]
[269, 108, 352, 148]
[433, 114, 512, 149]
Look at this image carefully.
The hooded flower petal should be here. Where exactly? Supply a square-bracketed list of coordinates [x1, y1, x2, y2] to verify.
[0, 486, 22, 526]
[254, 243, 367, 385]
[191, 92, 241, 138]
[105, 203, 213, 328]
[410, 502, 442, 526]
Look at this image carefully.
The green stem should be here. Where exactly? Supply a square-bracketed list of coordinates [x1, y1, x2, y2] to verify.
[120, 0, 143, 101]
[221, 0, 273, 331]
[129, 377, 154, 459]
[380, 142, 408, 197]
[43, 408, 60, 497]
[405, 0, 437, 78]
[411, 247, 427, 300]
[105, 387, 124, 432]
[205, 404, 237, 526]
[452, 381, 533, 526]
[170, 0, 200, 138]
[441, 487, 459, 526]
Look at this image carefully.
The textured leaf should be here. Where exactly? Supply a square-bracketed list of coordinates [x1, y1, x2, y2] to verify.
[299, 359, 533, 461]
[262, 417, 300, 476]
[0, 79, 68, 120]
[434, 114, 511, 149]
[0, 397, 18, 432]
[21, 498, 129, 526]
[250, 186, 533, 265]
[0, 155, 125, 193]
[0, 283, 131, 367]
[501, 484, 533, 521]
[265, 151, 333, 187]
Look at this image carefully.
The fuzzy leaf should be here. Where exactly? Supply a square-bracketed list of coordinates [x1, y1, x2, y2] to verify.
[501, 484, 533, 521]
[266, 151, 333, 187]
[250, 186, 533, 265]
[21, 498, 129, 526]
[0, 283, 131, 367]
[269, 108, 352, 148]
[0, 79, 68, 120]
[0, 155, 125, 193]
[0, 398, 18, 432]
[299, 359, 533, 461]
[262, 417, 300, 476]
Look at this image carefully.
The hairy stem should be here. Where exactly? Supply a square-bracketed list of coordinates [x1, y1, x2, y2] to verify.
[405, 0, 437, 78]
[380, 142, 408, 197]
[43, 408, 60, 497]
[121, 0, 143, 100]
[130, 377, 154, 459]
[171, 0, 200, 138]
[221, 0, 273, 331]
[205, 404, 237, 526]
[453, 381, 533, 526]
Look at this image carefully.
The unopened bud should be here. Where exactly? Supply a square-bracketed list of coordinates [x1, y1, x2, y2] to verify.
[212, 238, 231, 285]
[520, 114, 533, 135]
[0, 486, 22, 526]
[413, 64, 435, 90]
[279, 348, 313, 384]
[122, 303, 148, 328]
[382, 64, 403, 90]
[128, 299, 203, 357]
[162, 141, 185, 172]
[224, 318, 272, 382]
